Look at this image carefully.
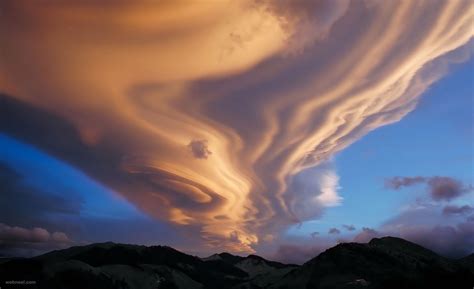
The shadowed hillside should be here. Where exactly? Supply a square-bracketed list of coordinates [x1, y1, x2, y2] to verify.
[0, 237, 472, 289]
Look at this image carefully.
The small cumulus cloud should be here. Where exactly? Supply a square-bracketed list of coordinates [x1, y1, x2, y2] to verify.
[353, 227, 380, 243]
[51, 232, 70, 243]
[328, 228, 340, 235]
[342, 224, 356, 231]
[427, 177, 471, 201]
[187, 139, 212, 159]
[385, 176, 426, 190]
[310, 232, 319, 239]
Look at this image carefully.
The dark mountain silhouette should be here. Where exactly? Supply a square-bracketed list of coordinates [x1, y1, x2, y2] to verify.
[270, 237, 473, 289]
[458, 253, 474, 270]
[0, 237, 472, 289]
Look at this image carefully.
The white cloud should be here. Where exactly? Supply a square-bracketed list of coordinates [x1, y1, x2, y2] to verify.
[287, 162, 342, 222]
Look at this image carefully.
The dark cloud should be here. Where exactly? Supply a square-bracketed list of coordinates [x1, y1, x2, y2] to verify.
[427, 177, 470, 201]
[352, 222, 474, 258]
[187, 139, 212, 159]
[0, 147, 191, 258]
[328, 228, 340, 235]
[0, 223, 72, 257]
[310, 232, 319, 239]
[342, 224, 356, 231]
[442, 205, 474, 216]
[385, 176, 471, 201]
[369, 202, 474, 258]
[0, 163, 81, 230]
[395, 221, 474, 258]
[385, 176, 426, 190]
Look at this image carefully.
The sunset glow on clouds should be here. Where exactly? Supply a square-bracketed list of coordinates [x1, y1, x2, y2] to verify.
[0, 0, 473, 256]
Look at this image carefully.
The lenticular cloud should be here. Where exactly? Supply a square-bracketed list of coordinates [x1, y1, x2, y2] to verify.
[0, 0, 472, 252]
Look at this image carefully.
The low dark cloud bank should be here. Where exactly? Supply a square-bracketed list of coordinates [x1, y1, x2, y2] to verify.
[397, 221, 474, 258]
[383, 175, 474, 257]
[352, 223, 473, 258]
[0, 164, 77, 256]
[0, 223, 72, 257]
[0, 159, 183, 257]
[443, 205, 473, 216]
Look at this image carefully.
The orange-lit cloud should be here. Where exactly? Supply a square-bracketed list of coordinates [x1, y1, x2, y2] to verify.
[0, 0, 472, 252]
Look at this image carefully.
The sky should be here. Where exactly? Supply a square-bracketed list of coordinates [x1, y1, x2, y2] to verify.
[0, 0, 473, 263]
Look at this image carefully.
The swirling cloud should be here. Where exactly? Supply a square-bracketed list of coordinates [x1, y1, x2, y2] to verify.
[0, 0, 472, 253]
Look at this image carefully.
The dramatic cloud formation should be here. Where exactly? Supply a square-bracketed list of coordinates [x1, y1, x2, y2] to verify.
[385, 176, 472, 201]
[0, 0, 472, 253]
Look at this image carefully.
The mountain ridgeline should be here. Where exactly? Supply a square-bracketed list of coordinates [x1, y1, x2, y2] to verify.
[0, 237, 473, 289]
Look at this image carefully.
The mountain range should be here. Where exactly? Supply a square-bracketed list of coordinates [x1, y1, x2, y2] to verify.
[0, 236, 473, 289]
